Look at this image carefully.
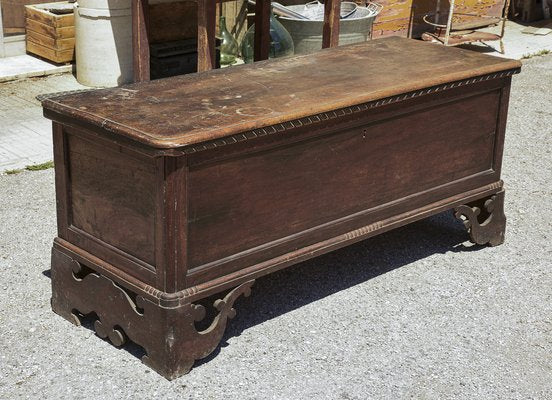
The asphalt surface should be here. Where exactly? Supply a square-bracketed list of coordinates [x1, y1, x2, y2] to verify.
[0, 54, 551, 399]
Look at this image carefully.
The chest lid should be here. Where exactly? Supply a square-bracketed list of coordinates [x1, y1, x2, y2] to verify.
[42, 36, 521, 149]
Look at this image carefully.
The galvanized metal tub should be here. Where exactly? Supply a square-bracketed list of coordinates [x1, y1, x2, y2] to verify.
[277, 4, 380, 55]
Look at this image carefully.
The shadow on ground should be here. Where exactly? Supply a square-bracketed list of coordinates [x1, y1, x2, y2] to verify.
[41, 210, 477, 368]
[196, 210, 476, 366]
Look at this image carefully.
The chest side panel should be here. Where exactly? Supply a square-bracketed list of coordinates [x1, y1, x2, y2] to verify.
[186, 88, 501, 274]
[66, 132, 157, 268]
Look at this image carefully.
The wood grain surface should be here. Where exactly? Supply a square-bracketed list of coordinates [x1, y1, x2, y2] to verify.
[42, 37, 521, 149]
[47, 36, 518, 377]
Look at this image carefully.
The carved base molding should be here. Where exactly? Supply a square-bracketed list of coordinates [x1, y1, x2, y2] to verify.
[50, 189, 507, 378]
[50, 247, 254, 380]
[454, 189, 506, 247]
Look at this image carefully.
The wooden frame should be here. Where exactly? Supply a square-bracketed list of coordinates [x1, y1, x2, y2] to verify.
[0, 4, 5, 57]
[131, 0, 345, 81]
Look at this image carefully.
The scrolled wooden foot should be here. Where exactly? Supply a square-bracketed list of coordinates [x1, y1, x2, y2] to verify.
[50, 246, 254, 379]
[454, 189, 506, 246]
[141, 280, 255, 379]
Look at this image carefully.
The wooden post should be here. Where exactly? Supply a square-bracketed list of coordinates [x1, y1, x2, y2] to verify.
[0, 4, 5, 58]
[198, 0, 217, 72]
[132, 0, 150, 82]
[322, 0, 340, 48]
[254, 0, 270, 61]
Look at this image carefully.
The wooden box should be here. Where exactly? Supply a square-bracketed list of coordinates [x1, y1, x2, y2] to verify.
[25, 2, 75, 63]
[42, 37, 521, 379]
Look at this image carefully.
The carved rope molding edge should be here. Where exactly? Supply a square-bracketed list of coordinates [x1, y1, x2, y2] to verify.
[181, 69, 520, 155]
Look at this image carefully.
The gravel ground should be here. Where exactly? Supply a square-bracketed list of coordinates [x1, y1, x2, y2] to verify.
[0, 54, 551, 400]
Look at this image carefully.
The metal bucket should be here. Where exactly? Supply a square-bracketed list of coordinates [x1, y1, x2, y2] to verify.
[277, 3, 381, 55]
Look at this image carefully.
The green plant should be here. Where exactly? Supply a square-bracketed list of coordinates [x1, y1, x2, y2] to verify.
[4, 168, 23, 175]
[522, 49, 551, 59]
[25, 160, 54, 171]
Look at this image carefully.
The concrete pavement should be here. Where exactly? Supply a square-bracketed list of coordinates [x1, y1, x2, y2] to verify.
[0, 73, 85, 172]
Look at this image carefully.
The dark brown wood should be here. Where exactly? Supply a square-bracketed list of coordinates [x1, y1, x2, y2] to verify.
[492, 77, 512, 177]
[148, 1, 198, 44]
[154, 156, 188, 292]
[50, 246, 254, 379]
[42, 37, 521, 148]
[42, 37, 520, 378]
[454, 189, 506, 246]
[52, 122, 69, 238]
[322, 0, 341, 48]
[67, 133, 156, 265]
[132, 0, 150, 82]
[197, 0, 217, 72]
[254, 0, 271, 61]
[185, 89, 500, 269]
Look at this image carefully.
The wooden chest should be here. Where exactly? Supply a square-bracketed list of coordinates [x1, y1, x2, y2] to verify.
[25, 2, 75, 63]
[42, 37, 521, 379]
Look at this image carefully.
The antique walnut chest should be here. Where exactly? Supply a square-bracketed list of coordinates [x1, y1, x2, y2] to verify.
[42, 37, 521, 379]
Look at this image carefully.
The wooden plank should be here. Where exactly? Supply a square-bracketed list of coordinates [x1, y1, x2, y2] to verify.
[27, 29, 75, 50]
[186, 89, 501, 269]
[322, 0, 340, 48]
[52, 122, 69, 239]
[253, 0, 270, 61]
[41, 37, 521, 149]
[26, 40, 74, 63]
[25, 5, 74, 28]
[372, 0, 506, 39]
[67, 133, 157, 267]
[0, 4, 4, 58]
[25, 18, 74, 38]
[197, 0, 217, 71]
[154, 156, 188, 292]
[148, 1, 197, 43]
[132, 0, 150, 82]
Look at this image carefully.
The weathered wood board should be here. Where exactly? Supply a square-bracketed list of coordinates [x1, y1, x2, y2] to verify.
[366, 0, 506, 38]
[25, 2, 74, 62]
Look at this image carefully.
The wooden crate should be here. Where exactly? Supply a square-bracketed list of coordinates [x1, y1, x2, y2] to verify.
[25, 2, 75, 63]
[347, 0, 508, 39]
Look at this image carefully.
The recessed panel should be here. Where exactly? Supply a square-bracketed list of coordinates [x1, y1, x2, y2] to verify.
[187, 90, 500, 268]
[68, 133, 157, 266]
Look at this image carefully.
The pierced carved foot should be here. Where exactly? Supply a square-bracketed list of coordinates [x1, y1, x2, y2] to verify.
[50, 246, 254, 379]
[454, 189, 506, 246]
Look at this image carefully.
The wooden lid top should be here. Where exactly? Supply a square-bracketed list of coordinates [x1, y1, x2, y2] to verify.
[42, 37, 521, 149]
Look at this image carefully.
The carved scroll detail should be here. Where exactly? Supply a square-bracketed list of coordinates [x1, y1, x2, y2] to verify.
[454, 190, 506, 246]
[50, 248, 254, 379]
